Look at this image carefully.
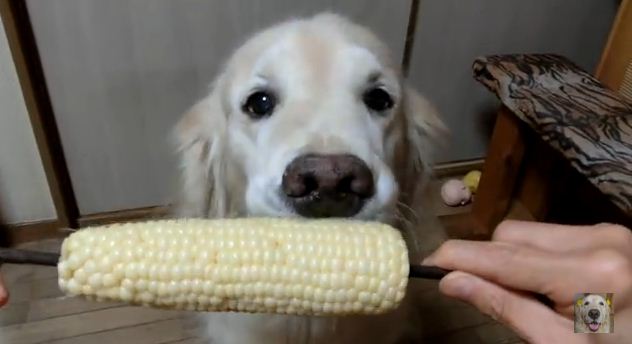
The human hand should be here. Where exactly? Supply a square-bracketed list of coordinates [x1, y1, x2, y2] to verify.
[0, 273, 8, 307]
[424, 220, 632, 344]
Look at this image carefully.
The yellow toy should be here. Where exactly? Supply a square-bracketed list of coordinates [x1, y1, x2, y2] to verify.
[462, 170, 482, 193]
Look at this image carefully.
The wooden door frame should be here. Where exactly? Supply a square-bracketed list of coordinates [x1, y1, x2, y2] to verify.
[0, 0, 79, 232]
[595, 0, 631, 89]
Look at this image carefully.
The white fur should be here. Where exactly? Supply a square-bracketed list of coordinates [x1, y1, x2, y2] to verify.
[173, 12, 447, 343]
[575, 294, 612, 333]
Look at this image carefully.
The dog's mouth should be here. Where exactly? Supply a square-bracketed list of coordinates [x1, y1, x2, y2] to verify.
[587, 321, 601, 332]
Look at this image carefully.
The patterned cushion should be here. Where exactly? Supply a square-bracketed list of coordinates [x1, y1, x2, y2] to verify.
[472, 54, 632, 215]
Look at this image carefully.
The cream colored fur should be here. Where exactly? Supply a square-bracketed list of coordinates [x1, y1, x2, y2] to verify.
[574, 294, 612, 333]
[172, 12, 447, 344]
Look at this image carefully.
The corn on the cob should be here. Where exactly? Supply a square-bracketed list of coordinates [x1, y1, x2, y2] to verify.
[58, 218, 409, 316]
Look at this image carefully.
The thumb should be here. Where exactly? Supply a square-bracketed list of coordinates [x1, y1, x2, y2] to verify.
[438, 271, 579, 344]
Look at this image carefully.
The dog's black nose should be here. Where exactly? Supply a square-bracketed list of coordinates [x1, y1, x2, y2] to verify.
[282, 154, 374, 217]
[588, 309, 600, 320]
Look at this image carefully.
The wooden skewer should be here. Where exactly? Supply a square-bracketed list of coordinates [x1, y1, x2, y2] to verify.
[408, 265, 450, 280]
[0, 248, 450, 280]
[0, 248, 60, 267]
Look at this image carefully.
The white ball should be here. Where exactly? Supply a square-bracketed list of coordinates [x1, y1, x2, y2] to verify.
[440, 179, 472, 206]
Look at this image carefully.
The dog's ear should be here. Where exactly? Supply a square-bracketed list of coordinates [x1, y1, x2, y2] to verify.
[402, 85, 447, 176]
[172, 77, 229, 218]
[397, 85, 448, 258]
[398, 85, 447, 197]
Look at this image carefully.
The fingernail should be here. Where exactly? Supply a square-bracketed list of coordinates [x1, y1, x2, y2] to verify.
[439, 272, 473, 299]
[421, 254, 435, 265]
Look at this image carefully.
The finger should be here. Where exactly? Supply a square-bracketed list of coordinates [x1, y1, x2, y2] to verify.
[439, 271, 579, 344]
[0, 274, 8, 307]
[492, 220, 631, 252]
[423, 240, 624, 306]
[423, 240, 576, 296]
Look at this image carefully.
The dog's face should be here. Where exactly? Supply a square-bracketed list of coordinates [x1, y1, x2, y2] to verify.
[174, 13, 443, 223]
[578, 294, 611, 332]
[228, 21, 404, 221]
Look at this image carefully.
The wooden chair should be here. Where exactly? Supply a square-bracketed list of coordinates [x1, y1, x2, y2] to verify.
[457, 0, 632, 239]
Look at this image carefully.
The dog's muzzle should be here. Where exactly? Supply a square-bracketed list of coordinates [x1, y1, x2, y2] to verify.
[587, 309, 602, 332]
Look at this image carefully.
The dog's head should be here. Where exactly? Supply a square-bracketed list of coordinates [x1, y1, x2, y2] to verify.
[578, 294, 611, 333]
[174, 13, 444, 224]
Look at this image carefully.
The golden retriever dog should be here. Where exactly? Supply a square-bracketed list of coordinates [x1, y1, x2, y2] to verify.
[575, 294, 613, 333]
[173, 12, 447, 344]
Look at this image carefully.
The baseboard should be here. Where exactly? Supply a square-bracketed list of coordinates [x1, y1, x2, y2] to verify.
[77, 205, 171, 227]
[0, 219, 69, 247]
[0, 206, 171, 247]
[433, 158, 485, 178]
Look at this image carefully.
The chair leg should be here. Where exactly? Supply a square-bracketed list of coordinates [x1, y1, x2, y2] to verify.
[514, 138, 559, 221]
[470, 106, 527, 237]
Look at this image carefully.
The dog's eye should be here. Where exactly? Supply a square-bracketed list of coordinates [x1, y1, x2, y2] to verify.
[599, 301, 604, 306]
[363, 88, 394, 112]
[243, 91, 276, 119]
[584, 301, 590, 306]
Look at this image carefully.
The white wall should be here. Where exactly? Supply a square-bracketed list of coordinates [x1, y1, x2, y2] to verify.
[0, 16, 56, 224]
